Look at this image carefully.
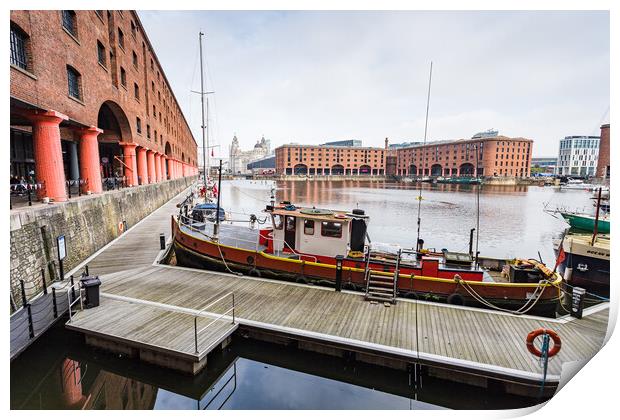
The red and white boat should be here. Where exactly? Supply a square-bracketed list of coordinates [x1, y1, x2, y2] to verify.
[171, 195, 563, 317]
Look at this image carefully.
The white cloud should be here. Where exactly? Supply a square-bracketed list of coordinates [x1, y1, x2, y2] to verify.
[138, 10, 609, 158]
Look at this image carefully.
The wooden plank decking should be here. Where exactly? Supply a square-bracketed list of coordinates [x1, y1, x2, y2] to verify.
[65, 188, 610, 385]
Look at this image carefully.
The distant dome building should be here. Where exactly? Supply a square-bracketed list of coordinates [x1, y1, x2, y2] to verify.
[229, 135, 270, 174]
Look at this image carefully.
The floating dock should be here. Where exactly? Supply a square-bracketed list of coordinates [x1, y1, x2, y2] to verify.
[65, 190, 609, 397]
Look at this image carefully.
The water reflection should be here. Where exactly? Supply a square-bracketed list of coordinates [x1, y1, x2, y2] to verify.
[217, 180, 591, 264]
[11, 323, 540, 410]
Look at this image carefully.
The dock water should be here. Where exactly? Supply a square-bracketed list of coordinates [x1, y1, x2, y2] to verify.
[65, 190, 609, 397]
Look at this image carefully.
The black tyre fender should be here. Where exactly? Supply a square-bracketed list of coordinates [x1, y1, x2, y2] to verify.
[295, 275, 307, 284]
[447, 293, 465, 306]
[249, 268, 261, 278]
[404, 291, 418, 300]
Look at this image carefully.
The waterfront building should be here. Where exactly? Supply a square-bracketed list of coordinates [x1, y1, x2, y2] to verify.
[555, 135, 599, 177]
[595, 124, 610, 179]
[531, 157, 557, 175]
[228, 135, 270, 175]
[10, 11, 198, 202]
[395, 133, 533, 177]
[247, 154, 276, 173]
[275, 141, 387, 175]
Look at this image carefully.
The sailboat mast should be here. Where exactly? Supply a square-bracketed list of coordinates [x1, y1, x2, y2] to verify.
[199, 32, 208, 190]
[415, 61, 433, 253]
[591, 187, 602, 246]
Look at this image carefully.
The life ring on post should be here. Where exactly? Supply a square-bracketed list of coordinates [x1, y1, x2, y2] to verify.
[118, 222, 125, 233]
[526, 328, 562, 357]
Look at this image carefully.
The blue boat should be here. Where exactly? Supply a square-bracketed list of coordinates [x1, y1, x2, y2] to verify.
[191, 202, 226, 222]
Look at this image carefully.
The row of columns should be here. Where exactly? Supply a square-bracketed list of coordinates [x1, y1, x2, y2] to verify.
[20, 108, 197, 202]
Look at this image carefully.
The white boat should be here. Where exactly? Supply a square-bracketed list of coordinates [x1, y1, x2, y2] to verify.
[559, 178, 597, 190]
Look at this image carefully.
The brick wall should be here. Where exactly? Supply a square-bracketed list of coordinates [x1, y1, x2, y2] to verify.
[10, 176, 196, 304]
[10, 10, 197, 166]
[596, 124, 610, 178]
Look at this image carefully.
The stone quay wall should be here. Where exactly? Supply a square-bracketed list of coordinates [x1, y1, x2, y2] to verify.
[10, 176, 196, 304]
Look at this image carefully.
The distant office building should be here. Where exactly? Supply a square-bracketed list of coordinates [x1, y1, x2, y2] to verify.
[321, 139, 362, 147]
[472, 129, 499, 139]
[555, 135, 599, 176]
[389, 141, 422, 149]
[595, 124, 610, 179]
[531, 157, 557, 174]
[396, 134, 533, 177]
[229, 135, 270, 174]
[247, 154, 275, 172]
[275, 142, 386, 175]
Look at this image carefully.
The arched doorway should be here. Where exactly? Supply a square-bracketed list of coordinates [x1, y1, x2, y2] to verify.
[459, 163, 475, 177]
[431, 164, 442, 176]
[97, 101, 132, 179]
[164, 141, 172, 179]
[331, 164, 344, 175]
[359, 165, 371, 175]
[294, 164, 308, 175]
[409, 164, 417, 176]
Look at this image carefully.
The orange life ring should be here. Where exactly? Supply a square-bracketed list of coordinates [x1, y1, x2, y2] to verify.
[334, 213, 347, 219]
[118, 222, 124, 233]
[526, 328, 561, 357]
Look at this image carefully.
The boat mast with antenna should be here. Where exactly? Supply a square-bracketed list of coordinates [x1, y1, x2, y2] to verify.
[415, 61, 433, 253]
[194, 31, 214, 200]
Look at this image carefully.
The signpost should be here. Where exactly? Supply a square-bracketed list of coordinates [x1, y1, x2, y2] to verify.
[57, 235, 66, 281]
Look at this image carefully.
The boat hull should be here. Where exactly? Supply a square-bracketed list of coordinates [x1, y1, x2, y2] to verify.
[172, 218, 561, 317]
[560, 213, 610, 233]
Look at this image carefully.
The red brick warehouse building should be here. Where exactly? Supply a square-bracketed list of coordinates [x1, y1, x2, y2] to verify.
[395, 134, 533, 178]
[275, 142, 387, 175]
[10, 10, 198, 202]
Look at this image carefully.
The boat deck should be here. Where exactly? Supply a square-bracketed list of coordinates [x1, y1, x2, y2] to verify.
[64, 190, 610, 390]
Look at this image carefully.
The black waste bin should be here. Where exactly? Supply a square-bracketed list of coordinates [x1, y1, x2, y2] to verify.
[81, 276, 101, 308]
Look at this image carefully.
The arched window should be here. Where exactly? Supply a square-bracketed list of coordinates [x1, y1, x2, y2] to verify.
[67, 66, 82, 100]
[117, 28, 125, 49]
[62, 10, 77, 37]
[10, 23, 30, 71]
[97, 40, 106, 66]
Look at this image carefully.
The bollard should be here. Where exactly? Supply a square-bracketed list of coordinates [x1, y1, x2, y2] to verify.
[335, 255, 344, 292]
[70, 275, 76, 303]
[52, 287, 58, 318]
[84, 265, 89, 276]
[20, 280, 28, 308]
[159, 233, 166, 250]
[41, 269, 48, 295]
[26, 304, 34, 339]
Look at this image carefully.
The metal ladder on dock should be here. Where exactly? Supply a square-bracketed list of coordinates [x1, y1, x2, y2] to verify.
[364, 248, 401, 304]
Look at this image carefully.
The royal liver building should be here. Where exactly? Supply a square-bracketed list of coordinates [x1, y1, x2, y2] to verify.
[229, 135, 271, 174]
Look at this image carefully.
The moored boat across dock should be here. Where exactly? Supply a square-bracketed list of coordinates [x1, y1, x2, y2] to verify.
[171, 193, 563, 317]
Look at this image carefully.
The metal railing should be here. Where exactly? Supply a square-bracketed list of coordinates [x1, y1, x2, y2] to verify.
[194, 292, 236, 354]
[178, 214, 318, 263]
[67, 281, 83, 322]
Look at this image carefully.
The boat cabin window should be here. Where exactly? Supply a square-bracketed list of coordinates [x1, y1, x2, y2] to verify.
[304, 219, 314, 235]
[273, 214, 283, 230]
[321, 221, 342, 238]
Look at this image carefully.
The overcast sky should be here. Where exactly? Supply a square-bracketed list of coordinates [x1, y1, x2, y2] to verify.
[138, 10, 609, 158]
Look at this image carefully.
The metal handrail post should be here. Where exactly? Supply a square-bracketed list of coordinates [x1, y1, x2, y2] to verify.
[232, 294, 235, 323]
[194, 317, 199, 353]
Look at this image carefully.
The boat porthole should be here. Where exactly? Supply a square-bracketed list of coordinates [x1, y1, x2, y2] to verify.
[447, 293, 465, 306]
[247, 256, 254, 265]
